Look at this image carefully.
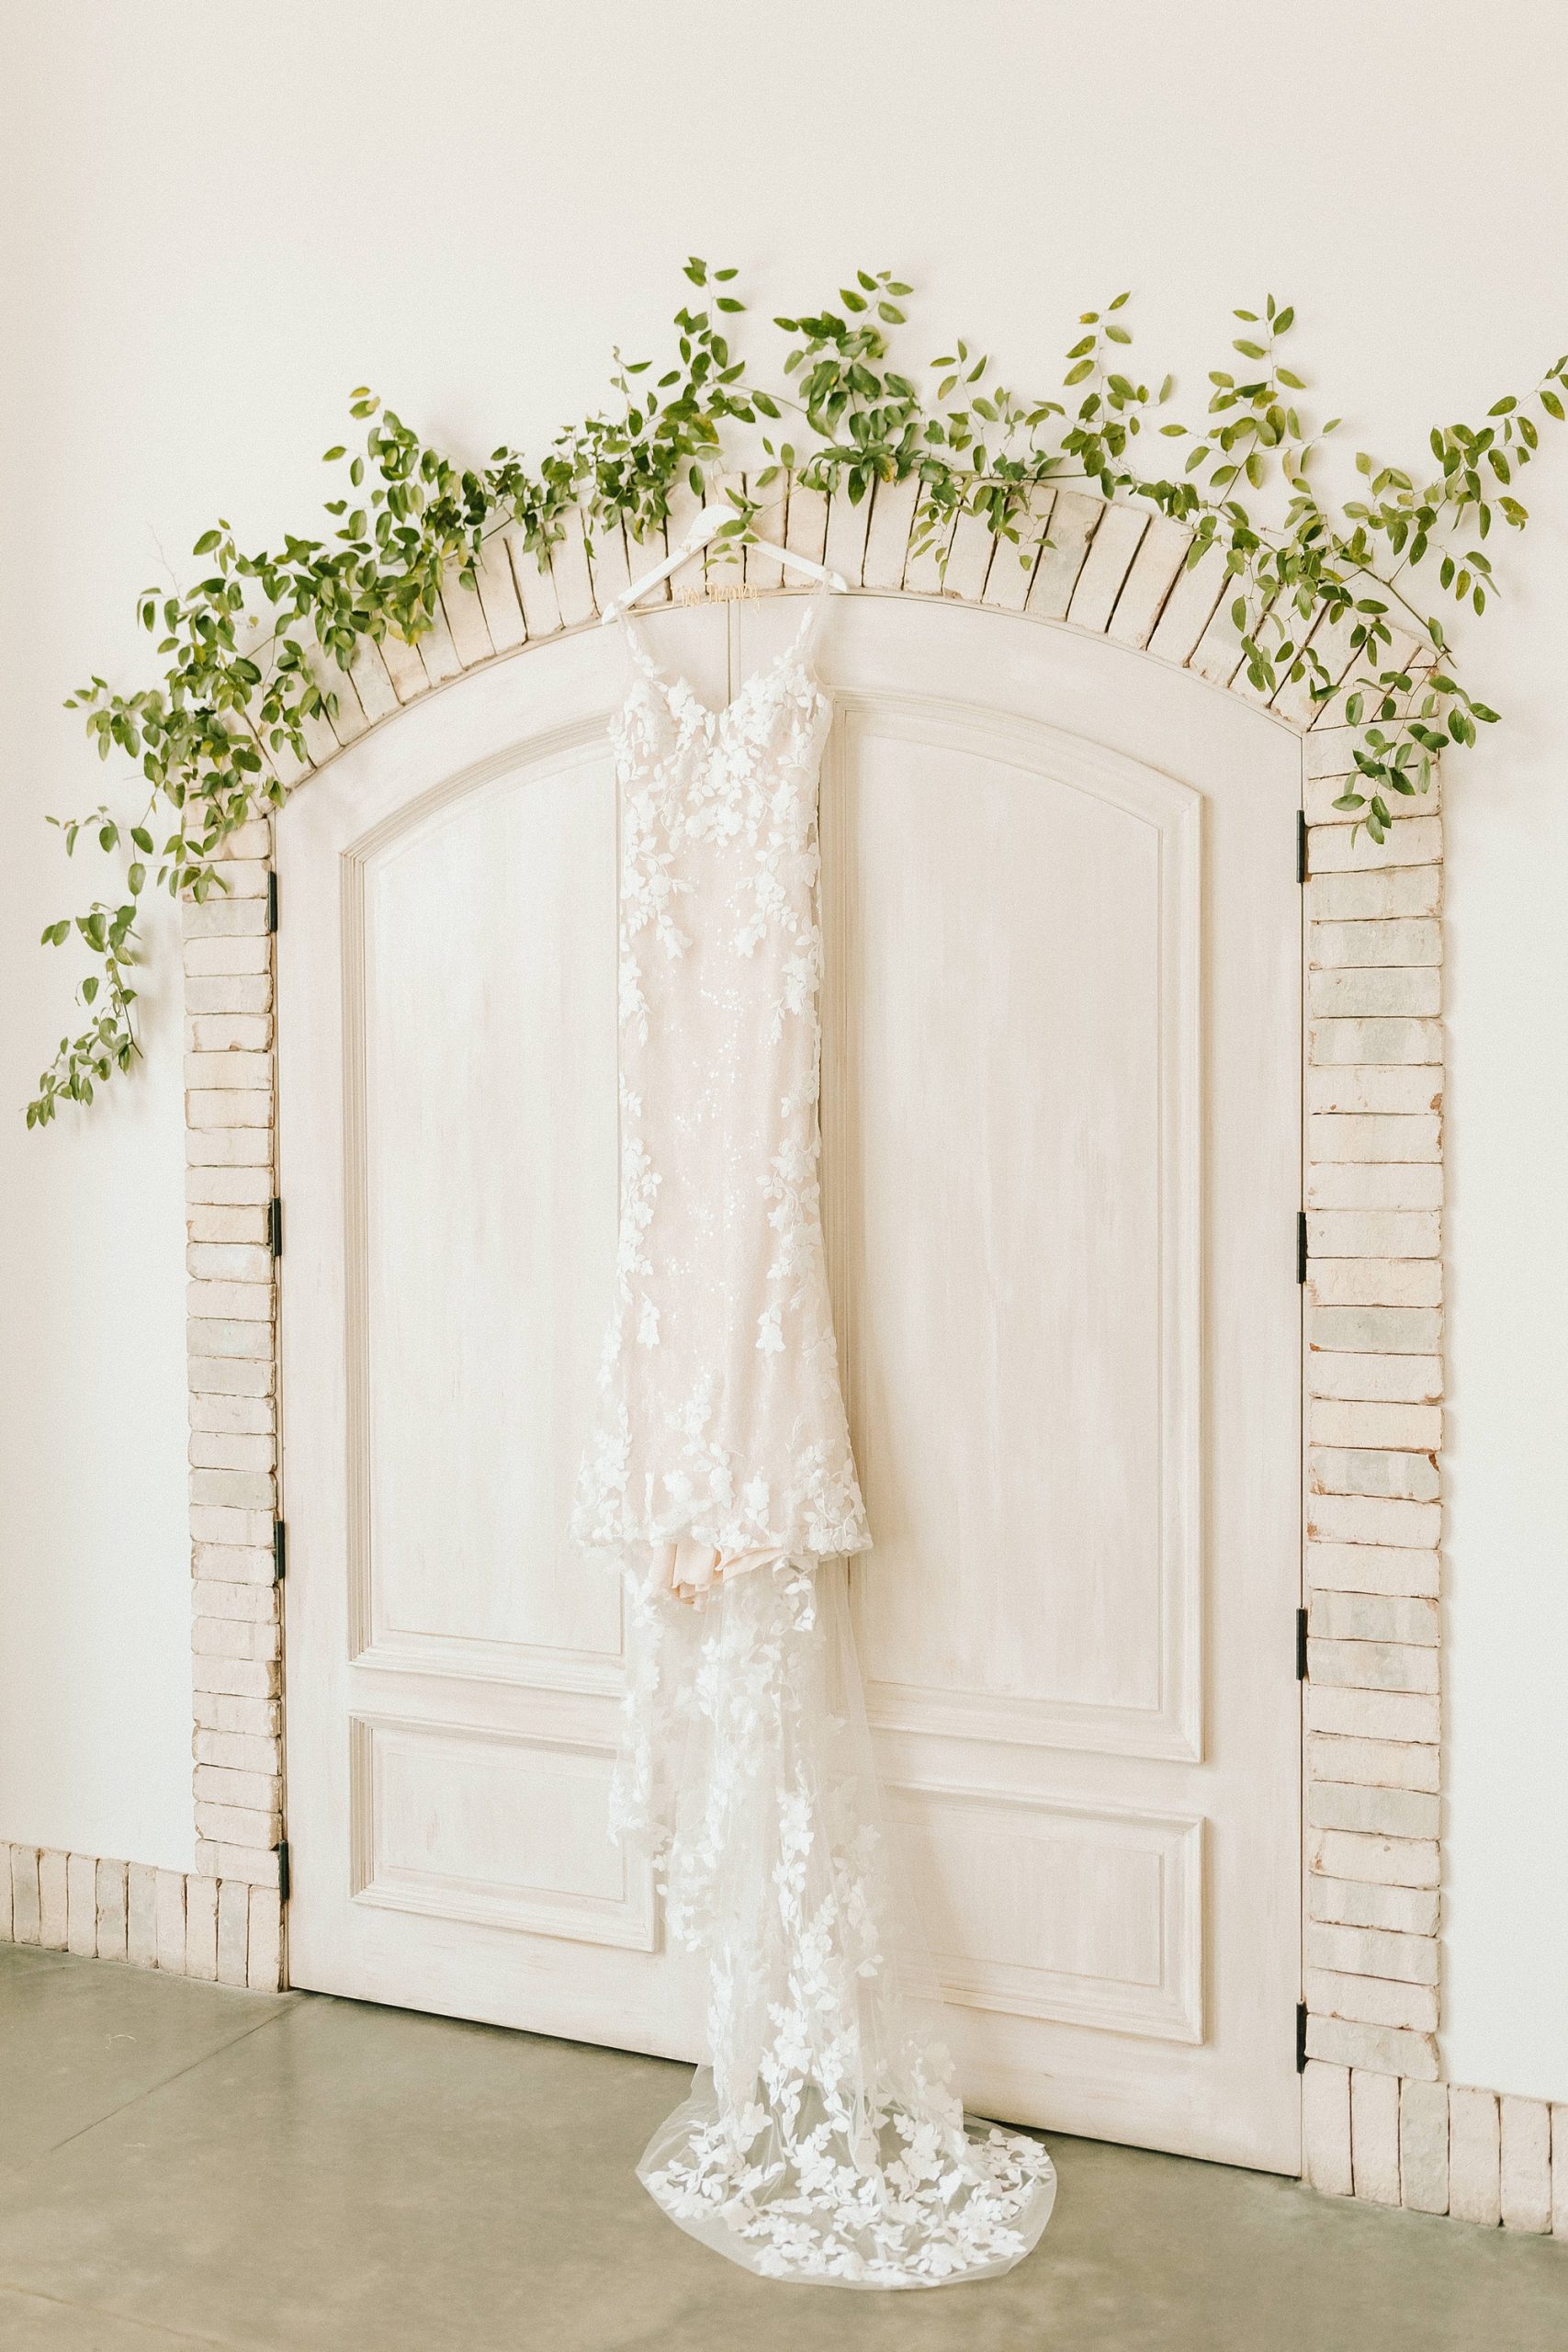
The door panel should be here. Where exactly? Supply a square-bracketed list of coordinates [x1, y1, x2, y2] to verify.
[280, 594, 1301, 2169]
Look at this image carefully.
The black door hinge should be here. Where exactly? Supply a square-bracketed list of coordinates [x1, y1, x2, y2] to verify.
[1296, 2000, 1308, 2073]
[1296, 1607, 1309, 1681]
[273, 1519, 287, 1584]
[1297, 1210, 1308, 1284]
[275, 1841, 290, 1904]
[269, 1196, 283, 1258]
[1296, 809, 1308, 885]
[266, 870, 278, 933]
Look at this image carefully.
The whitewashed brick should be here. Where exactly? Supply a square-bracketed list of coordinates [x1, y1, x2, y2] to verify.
[192, 1654, 281, 1702]
[186, 1165, 274, 1208]
[183, 935, 271, 978]
[197, 1729, 281, 1774]
[189, 1394, 275, 1437]
[1307, 1733, 1440, 1794]
[1309, 1827, 1439, 1888]
[1309, 814, 1442, 873]
[126, 1863, 158, 1967]
[1306, 1684, 1439, 1744]
[183, 895, 269, 940]
[187, 1241, 272, 1283]
[1308, 1782, 1439, 1840]
[1306, 1968, 1437, 2036]
[1309, 1261, 1443, 1316]
[186, 1127, 273, 1169]
[186, 1874, 219, 1980]
[1351, 2069, 1402, 2205]
[1309, 1114, 1441, 1164]
[197, 1800, 282, 1849]
[211, 820, 271, 861]
[187, 1205, 271, 1246]
[186, 1014, 272, 1053]
[1308, 1638, 1438, 1696]
[1500, 2098, 1552, 2233]
[1311, 1592, 1438, 1647]
[189, 1430, 275, 1474]
[195, 1839, 283, 1888]
[1310, 1018, 1443, 1066]
[185, 975, 273, 1015]
[194, 1690, 281, 1738]
[377, 627, 430, 702]
[1305, 2015, 1439, 2080]
[1450, 2086, 1502, 2226]
[1307, 1355, 1443, 1408]
[66, 1851, 96, 1953]
[186, 1090, 273, 1132]
[1309, 1875, 1440, 1937]
[96, 1857, 128, 1959]
[1309, 968, 1441, 1020]
[155, 1869, 186, 1971]
[1306, 1542, 1438, 1599]
[1309, 865, 1441, 922]
[185, 1051, 274, 1092]
[194, 1615, 279, 1664]
[1312, 1307, 1442, 1359]
[187, 1287, 274, 1335]
[1307, 1162, 1443, 1211]
[1308, 1489, 1441, 1545]
[190, 1468, 275, 1511]
[193, 1579, 278, 1625]
[439, 562, 494, 669]
[1310, 919, 1441, 968]
[1401, 2078, 1450, 2214]
[1552, 2106, 1568, 2238]
[348, 638, 400, 722]
[195, 1764, 283, 1812]
[1306, 1216, 1441, 1266]
[1310, 1400, 1441, 1450]
[248, 1885, 283, 1991]
[1028, 491, 1102, 618]
[190, 1504, 274, 1547]
[217, 1878, 251, 1986]
[472, 527, 526, 651]
[37, 1850, 67, 1949]
[1307, 1067, 1442, 1116]
[188, 1354, 275, 1396]
[192, 1541, 276, 1586]
[1306, 1917, 1438, 1984]
[1303, 2061, 1353, 2196]
[1309, 1447, 1439, 1504]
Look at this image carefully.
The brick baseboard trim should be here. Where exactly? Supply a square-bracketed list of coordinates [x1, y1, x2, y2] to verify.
[2, 1840, 283, 1992]
[1304, 2059, 1568, 2237]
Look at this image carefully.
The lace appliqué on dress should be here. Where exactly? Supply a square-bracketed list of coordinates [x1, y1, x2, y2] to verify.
[573, 598, 1055, 2288]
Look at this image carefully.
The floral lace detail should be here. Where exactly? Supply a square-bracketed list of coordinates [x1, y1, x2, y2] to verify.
[616, 1558, 1056, 2287]
[570, 600, 868, 1571]
[575, 608, 1054, 2286]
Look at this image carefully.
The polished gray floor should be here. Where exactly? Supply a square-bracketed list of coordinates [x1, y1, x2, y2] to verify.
[1, 1944, 1563, 2350]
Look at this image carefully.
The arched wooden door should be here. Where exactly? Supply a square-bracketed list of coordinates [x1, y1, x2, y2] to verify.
[277, 590, 1303, 2172]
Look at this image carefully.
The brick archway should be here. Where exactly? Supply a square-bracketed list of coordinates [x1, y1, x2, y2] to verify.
[10, 469, 1492, 2223]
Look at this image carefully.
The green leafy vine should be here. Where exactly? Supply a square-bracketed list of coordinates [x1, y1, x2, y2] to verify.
[29, 258, 1566, 1125]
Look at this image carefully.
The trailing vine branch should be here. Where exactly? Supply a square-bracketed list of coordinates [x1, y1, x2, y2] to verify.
[28, 257, 1566, 1125]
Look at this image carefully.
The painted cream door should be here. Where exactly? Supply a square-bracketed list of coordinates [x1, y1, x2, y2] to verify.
[279, 591, 1302, 2172]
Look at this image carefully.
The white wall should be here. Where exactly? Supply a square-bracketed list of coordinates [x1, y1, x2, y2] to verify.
[3, 0, 1564, 2098]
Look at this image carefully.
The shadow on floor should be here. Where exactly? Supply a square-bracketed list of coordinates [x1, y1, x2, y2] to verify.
[0, 1944, 1562, 2351]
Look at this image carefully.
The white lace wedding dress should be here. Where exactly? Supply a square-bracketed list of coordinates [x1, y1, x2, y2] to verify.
[572, 590, 1056, 2288]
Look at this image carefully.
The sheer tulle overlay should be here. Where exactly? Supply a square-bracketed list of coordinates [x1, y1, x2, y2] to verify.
[573, 598, 1055, 2287]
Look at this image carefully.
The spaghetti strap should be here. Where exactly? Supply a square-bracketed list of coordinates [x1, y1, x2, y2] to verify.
[614, 603, 664, 684]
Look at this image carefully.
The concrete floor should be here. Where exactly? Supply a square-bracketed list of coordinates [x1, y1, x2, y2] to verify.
[1, 1945, 1563, 2351]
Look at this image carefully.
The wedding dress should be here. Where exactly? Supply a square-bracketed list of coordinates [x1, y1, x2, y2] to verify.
[571, 589, 1056, 2288]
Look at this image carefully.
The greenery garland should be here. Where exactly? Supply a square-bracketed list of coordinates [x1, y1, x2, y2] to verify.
[28, 258, 1568, 1126]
